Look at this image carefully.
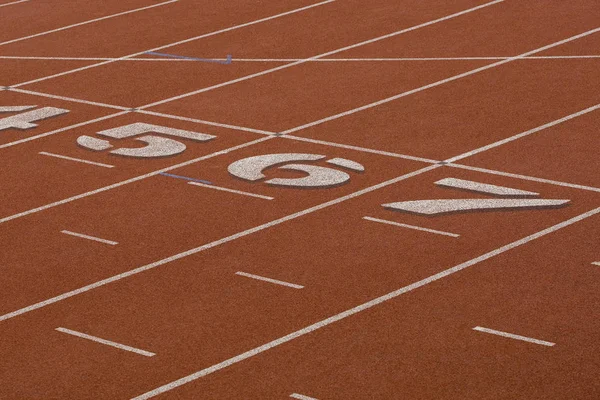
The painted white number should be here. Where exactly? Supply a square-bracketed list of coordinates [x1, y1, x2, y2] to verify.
[228, 153, 364, 188]
[77, 122, 216, 158]
[0, 105, 69, 131]
[383, 178, 570, 215]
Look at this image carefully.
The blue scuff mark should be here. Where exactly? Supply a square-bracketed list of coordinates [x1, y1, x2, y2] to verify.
[145, 51, 232, 64]
[159, 172, 213, 185]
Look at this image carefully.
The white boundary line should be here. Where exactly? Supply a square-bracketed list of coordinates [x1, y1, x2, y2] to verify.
[0, 0, 178, 47]
[56, 327, 155, 356]
[188, 181, 274, 200]
[139, 0, 505, 109]
[3, 55, 600, 62]
[0, 0, 29, 8]
[131, 205, 599, 399]
[472, 326, 555, 347]
[235, 271, 304, 289]
[279, 26, 600, 135]
[363, 216, 460, 238]
[38, 151, 114, 168]
[60, 230, 118, 245]
[11, 0, 337, 87]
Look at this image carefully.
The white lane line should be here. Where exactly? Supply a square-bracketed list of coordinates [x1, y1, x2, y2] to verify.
[0, 0, 178, 47]
[447, 102, 600, 162]
[140, 0, 504, 109]
[60, 230, 118, 246]
[363, 216, 460, 238]
[188, 181, 274, 200]
[592, 262, 600, 266]
[3, 55, 600, 62]
[136, 109, 275, 136]
[472, 326, 555, 347]
[8, 87, 130, 111]
[280, 26, 600, 135]
[290, 394, 319, 400]
[0, 136, 272, 224]
[447, 163, 600, 194]
[0, 0, 29, 8]
[56, 327, 155, 356]
[0, 111, 129, 150]
[284, 135, 600, 194]
[11, 0, 336, 87]
[131, 206, 599, 399]
[283, 134, 439, 164]
[236, 271, 304, 289]
[39, 151, 114, 168]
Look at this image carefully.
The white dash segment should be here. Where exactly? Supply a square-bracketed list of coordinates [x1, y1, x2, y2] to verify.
[592, 262, 600, 266]
[39, 151, 114, 168]
[56, 327, 155, 356]
[236, 271, 304, 289]
[290, 394, 319, 400]
[363, 216, 459, 238]
[61, 230, 118, 245]
[473, 326, 555, 347]
[188, 181, 273, 200]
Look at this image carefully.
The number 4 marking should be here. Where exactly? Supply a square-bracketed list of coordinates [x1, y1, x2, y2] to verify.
[0, 106, 69, 131]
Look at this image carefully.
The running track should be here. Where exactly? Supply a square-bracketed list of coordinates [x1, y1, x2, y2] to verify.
[1, 0, 599, 398]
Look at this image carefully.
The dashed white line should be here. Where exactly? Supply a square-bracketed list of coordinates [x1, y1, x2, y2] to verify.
[39, 151, 114, 168]
[472, 326, 555, 347]
[363, 216, 460, 238]
[188, 181, 274, 200]
[0, 0, 178, 47]
[130, 205, 598, 399]
[60, 230, 118, 246]
[56, 327, 155, 356]
[290, 393, 319, 400]
[235, 271, 304, 289]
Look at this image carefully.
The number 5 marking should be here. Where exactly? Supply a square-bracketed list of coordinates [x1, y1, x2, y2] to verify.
[77, 122, 216, 158]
